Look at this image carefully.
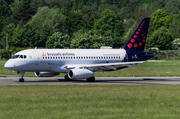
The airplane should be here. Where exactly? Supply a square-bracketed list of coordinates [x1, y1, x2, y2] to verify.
[4, 17, 155, 82]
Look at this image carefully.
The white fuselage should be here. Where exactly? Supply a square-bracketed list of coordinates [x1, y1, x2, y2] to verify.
[5, 49, 126, 73]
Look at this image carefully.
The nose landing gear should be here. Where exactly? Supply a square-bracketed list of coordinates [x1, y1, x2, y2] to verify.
[19, 71, 25, 82]
[19, 78, 24, 82]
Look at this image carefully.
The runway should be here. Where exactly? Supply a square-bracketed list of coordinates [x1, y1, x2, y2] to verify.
[1, 75, 180, 85]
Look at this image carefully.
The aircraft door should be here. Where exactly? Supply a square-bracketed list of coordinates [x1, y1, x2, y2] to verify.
[33, 51, 40, 65]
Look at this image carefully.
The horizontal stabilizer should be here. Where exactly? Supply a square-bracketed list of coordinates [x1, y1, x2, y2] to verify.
[140, 53, 167, 57]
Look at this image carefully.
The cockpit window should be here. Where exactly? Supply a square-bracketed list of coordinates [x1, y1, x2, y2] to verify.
[19, 55, 23, 59]
[11, 55, 20, 59]
[11, 55, 27, 59]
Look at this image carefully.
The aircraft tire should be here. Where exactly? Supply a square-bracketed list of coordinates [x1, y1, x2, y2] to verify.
[86, 77, 95, 82]
[19, 78, 24, 82]
[64, 75, 72, 81]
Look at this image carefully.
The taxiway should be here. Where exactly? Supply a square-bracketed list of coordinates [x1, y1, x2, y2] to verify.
[0, 76, 180, 85]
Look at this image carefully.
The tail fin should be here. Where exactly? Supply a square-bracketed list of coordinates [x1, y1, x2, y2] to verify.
[124, 17, 150, 51]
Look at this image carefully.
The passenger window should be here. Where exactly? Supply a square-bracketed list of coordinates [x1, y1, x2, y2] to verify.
[24, 55, 27, 59]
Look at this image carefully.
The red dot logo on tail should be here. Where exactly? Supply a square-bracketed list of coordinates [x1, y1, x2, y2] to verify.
[134, 43, 138, 47]
[139, 42, 143, 46]
[133, 35, 137, 38]
[131, 38, 135, 43]
[128, 43, 133, 48]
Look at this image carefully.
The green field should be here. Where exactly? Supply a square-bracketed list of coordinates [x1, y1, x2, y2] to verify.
[0, 85, 180, 119]
[1, 60, 180, 77]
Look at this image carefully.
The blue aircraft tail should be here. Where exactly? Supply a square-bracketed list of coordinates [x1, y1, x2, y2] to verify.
[124, 17, 150, 51]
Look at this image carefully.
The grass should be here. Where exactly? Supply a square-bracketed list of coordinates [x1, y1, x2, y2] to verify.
[1, 85, 180, 118]
[1, 59, 180, 77]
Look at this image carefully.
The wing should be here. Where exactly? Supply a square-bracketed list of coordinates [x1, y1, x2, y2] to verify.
[65, 61, 145, 72]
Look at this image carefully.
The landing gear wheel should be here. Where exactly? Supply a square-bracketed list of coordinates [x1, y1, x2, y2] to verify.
[19, 71, 25, 82]
[64, 75, 72, 81]
[86, 77, 95, 82]
[19, 78, 24, 82]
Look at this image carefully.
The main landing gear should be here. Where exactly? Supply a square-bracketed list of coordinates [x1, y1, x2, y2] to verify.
[19, 71, 25, 82]
[64, 75, 72, 81]
[86, 77, 95, 82]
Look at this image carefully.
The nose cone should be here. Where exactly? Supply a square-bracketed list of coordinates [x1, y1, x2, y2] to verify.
[4, 60, 15, 70]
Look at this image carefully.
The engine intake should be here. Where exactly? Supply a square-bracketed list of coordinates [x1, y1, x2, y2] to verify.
[35, 72, 60, 77]
[68, 69, 94, 79]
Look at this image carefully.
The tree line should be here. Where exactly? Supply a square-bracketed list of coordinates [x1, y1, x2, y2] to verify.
[1, 0, 180, 59]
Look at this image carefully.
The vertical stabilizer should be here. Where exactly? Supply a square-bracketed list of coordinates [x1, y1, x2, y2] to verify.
[124, 17, 150, 51]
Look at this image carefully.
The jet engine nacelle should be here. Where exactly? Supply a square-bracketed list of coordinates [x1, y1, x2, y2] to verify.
[35, 72, 60, 77]
[68, 69, 94, 79]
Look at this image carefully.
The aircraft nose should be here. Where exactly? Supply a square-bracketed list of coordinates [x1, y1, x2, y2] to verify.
[4, 60, 14, 70]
